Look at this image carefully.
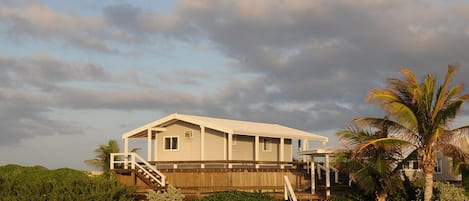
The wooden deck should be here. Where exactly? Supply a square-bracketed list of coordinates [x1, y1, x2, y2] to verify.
[112, 160, 349, 200]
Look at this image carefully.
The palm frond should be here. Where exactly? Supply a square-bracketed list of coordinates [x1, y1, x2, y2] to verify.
[399, 68, 419, 87]
[354, 117, 420, 144]
[440, 142, 469, 163]
[366, 88, 399, 105]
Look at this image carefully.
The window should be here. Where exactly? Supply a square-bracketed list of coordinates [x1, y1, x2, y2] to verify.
[435, 158, 442, 174]
[412, 161, 419, 170]
[403, 161, 410, 169]
[164, 136, 178, 150]
[263, 138, 271, 151]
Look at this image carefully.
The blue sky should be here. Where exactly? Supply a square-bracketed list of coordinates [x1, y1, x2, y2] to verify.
[1, 0, 469, 170]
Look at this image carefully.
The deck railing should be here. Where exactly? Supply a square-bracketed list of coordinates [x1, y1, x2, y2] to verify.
[149, 160, 307, 169]
[110, 152, 166, 187]
[148, 160, 307, 170]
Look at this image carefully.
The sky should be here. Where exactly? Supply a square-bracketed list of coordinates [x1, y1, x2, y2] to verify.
[1, 0, 469, 170]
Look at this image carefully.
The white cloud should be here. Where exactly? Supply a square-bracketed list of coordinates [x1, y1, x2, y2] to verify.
[1, 0, 469, 165]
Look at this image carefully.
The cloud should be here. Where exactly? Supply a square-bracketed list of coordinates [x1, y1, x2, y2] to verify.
[0, 53, 186, 144]
[0, 88, 82, 146]
[0, 3, 123, 53]
[0, 53, 114, 90]
[155, 69, 211, 86]
[2, 0, 469, 147]
[152, 0, 469, 133]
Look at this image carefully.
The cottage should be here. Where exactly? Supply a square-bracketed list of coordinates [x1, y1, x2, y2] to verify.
[111, 113, 338, 199]
[122, 113, 327, 166]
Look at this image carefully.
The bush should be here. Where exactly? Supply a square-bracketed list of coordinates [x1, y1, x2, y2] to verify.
[147, 185, 184, 201]
[331, 193, 369, 201]
[193, 191, 281, 201]
[330, 174, 418, 201]
[433, 181, 468, 201]
[0, 164, 135, 201]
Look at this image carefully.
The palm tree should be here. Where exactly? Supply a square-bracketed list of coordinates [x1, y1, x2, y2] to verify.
[360, 65, 469, 201]
[85, 140, 138, 178]
[336, 120, 408, 201]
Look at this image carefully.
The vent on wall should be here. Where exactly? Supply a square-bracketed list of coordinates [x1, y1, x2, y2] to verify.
[185, 131, 193, 139]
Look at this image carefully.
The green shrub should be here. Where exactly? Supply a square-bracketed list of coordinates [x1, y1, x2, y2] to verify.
[331, 193, 369, 201]
[147, 185, 184, 201]
[0, 164, 135, 201]
[433, 181, 468, 201]
[193, 191, 281, 201]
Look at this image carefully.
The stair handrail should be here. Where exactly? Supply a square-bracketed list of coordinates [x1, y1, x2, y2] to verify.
[132, 153, 166, 187]
[284, 176, 298, 201]
[316, 163, 339, 183]
[110, 152, 166, 188]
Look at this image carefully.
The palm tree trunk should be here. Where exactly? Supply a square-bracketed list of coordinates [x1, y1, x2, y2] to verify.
[424, 172, 433, 201]
[376, 193, 387, 201]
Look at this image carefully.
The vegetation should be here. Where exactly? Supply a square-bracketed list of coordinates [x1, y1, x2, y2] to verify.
[84, 140, 139, 178]
[192, 191, 281, 201]
[0, 164, 135, 201]
[355, 65, 469, 201]
[336, 121, 409, 201]
[332, 180, 468, 201]
[147, 185, 184, 201]
[433, 181, 468, 201]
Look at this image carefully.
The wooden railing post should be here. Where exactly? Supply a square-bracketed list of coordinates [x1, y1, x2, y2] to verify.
[110, 153, 115, 170]
[325, 154, 330, 198]
[311, 161, 315, 194]
[131, 153, 136, 169]
[124, 138, 128, 169]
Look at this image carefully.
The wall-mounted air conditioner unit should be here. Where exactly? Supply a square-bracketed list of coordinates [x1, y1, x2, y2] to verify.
[185, 131, 193, 139]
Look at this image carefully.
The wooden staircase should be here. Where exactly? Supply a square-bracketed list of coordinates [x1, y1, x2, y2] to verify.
[135, 166, 165, 189]
[110, 153, 166, 190]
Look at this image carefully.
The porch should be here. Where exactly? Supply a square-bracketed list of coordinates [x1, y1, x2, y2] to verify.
[113, 113, 345, 200]
[111, 152, 349, 200]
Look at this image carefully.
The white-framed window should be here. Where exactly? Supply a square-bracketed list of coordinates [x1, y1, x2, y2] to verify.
[262, 138, 271, 151]
[435, 158, 443, 174]
[164, 136, 178, 151]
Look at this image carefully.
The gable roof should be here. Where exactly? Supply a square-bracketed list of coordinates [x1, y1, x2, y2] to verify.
[122, 113, 328, 142]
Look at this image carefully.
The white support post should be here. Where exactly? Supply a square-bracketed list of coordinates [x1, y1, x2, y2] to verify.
[317, 163, 321, 180]
[325, 154, 331, 198]
[280, 137, 285, 169]
[311, 157, 315, 194]
[131, 153, 136, 169]
[255, 135, 259, 169]
[147, 129, 152, 161]
[124, 138, 129, 169]
[200, 126, 205, 169]
[302, 139, 308, 162]
[154, 134, 158, 161]
[223, 134, 227, 160]
[228, 133, 233, 168]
